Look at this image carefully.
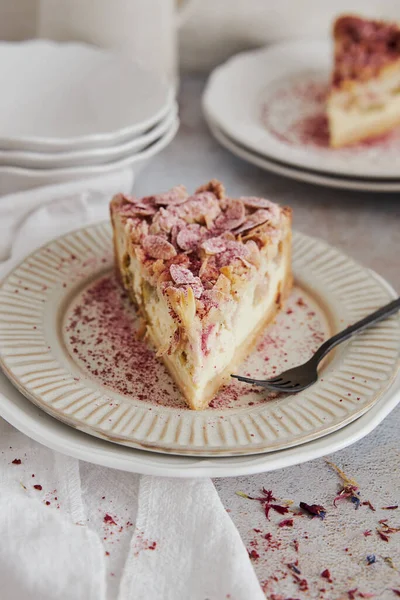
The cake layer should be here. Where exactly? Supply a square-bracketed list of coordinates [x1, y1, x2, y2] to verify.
[328, 83, 400, 147]
[110, 181, 292, 409]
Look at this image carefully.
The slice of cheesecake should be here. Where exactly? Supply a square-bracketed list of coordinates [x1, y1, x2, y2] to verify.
[110, 180, 292, 410]
[327, 14, 400, 147]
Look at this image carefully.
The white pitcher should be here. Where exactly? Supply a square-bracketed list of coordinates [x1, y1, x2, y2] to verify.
[37, 0, 196, 83]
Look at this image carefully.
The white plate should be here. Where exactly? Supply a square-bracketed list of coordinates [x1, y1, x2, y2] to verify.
[0, 40, 173, 151]
[206, 116, 400, 192]
[203, 40, 400, 179]
[0, 118, 179, 196]
[0, 224, 398, 457]
[0, 104, 178, 169]
[0, 272, 398, 477]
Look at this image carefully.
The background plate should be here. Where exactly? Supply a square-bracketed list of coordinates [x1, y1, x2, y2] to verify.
[205, 116, 400, 193]
[203, 40, 400, 179]
[0, 224, 398, 456]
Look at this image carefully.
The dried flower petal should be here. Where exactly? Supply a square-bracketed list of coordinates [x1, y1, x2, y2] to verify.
[321, 569, 332, 582]
[236, 491, 252, 499]
[299, 502, 326, 520]
[326, 460, 358, 487]
[379, 521, 400, 534]
[287, 563, 301, 575]
[382, 505, 398, 510]
[271, 504, 290, 516]
[362, 501, 376, 511]
[366, 554, 376, 565]
[278, 518, 293, 527]
[104, 514, 117, 525]
[248, 549, 260, 560]
[384, 557, 396, 569]
[236, 488, 290, 521]
[334, 485, 360, 508]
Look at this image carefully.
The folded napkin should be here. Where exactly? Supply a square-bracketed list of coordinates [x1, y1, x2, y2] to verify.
[0, 186, 264, 600]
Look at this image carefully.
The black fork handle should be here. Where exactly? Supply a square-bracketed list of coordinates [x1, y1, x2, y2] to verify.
[313, 297, 400, 364]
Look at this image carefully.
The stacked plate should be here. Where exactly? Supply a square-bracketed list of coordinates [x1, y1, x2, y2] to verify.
[0, 40, 178, 195]
[0, 221, 399, 477]
[203, 39, 400, 192]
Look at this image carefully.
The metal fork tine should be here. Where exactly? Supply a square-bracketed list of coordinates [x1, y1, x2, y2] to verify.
[230, 375, 258, 384]
[232, 374, 312, 393]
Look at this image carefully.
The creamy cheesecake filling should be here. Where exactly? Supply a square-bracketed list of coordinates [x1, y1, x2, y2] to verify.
[110, 181, 292, 409]
[331, 68, 400, 112]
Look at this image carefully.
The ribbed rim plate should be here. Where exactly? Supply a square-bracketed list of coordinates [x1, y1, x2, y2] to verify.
[0, 223, 398, 456]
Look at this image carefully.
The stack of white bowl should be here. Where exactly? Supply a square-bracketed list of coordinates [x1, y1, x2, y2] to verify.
[0, 40, 178, 195]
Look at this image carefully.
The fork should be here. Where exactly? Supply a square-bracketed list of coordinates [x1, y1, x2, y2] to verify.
[231, 297, 400, 393]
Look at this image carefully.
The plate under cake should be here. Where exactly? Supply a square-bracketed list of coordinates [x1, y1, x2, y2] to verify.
[110, 181, 292, 410]
[327, 14, 400, 147]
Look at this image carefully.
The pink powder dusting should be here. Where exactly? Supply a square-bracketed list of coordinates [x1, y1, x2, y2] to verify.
[65, 273, 327, 410]
[65, 275, 186, 409]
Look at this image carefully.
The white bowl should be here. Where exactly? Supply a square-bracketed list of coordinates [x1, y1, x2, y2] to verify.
[0, 117, 179, 195]
[0, 103, 178, 169]
[0, 40, 174, 151]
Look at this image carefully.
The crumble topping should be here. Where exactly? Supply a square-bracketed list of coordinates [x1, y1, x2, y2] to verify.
[112, 182, 286, 291]
[332, 15, 400, 87]
[110, 181, 290, 341]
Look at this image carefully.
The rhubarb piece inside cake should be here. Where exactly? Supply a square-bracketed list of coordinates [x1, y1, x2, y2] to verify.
[328, 14, 400, 147]
[110, 180, 292, 410]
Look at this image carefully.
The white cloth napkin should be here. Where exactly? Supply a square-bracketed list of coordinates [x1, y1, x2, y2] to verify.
[0, 186, 264, 600]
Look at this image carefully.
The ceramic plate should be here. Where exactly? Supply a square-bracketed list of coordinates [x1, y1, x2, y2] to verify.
[0, 40, 173, 151]
[206, 116, 400, 193]
[0, 104, 178, 169]
[203, 40, 400, 179]
[0, 118, 179, 196]
[0, 224, 399, 457]
[0, 270, 398, 478]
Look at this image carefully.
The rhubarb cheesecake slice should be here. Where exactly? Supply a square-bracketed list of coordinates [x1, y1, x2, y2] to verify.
[110, 181, 292, 410]
[328, 14, 400, 147]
